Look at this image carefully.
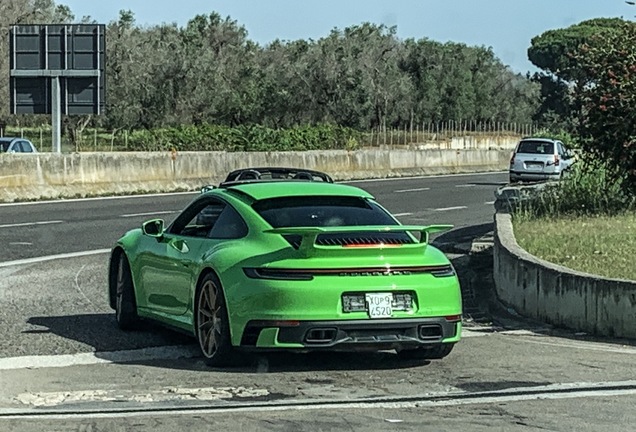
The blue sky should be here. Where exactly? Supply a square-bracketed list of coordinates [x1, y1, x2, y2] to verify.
[60, 0, 632, 74]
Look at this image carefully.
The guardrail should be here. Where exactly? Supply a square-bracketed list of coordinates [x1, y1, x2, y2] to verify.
[0, 149, 512, 202]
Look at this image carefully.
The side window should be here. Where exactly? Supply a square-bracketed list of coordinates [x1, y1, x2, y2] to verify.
[557, 142, 565, 156]
[209, 205, 248, 239]
[169, 199, 225, 238]
[21, 141, 34, 153]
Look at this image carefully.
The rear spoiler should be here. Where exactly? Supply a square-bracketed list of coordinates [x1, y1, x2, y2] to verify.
[264, 225, 452, 254]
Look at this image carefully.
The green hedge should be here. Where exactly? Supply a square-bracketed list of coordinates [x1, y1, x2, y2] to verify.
[126, 124, 365, 152]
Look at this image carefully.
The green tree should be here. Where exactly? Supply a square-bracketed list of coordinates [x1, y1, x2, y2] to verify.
[0, 0, 74, 123]
[528, 18, 627, 130]
[574, 21, 636, 191]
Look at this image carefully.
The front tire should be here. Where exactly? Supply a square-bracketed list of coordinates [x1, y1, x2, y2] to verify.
[115, 253, 139, 330]
[195, 274, 236, 367]
[397, 343, 455, 361]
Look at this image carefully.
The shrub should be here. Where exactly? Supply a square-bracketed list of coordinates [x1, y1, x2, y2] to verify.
[515, 157, 636, 219]
[125, 124, 365, 152]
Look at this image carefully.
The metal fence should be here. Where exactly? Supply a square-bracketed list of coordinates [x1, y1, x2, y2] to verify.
[1, 121, 540, 152]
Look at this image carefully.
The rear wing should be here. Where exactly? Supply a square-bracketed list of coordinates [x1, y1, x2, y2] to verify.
[264, 225, 452, 255]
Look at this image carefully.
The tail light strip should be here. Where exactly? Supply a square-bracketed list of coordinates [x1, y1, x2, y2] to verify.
[244, 265, 455, 280]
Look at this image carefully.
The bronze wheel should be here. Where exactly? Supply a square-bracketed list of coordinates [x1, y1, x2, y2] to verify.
[195, 274, 235, 367]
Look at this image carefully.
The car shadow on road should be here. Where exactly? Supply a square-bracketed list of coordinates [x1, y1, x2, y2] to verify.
[465, 181, 508, 187]
[26, 314, 190, 352]
[25, 313, 433, 372]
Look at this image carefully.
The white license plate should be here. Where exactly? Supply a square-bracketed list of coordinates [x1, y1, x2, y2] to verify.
[366, 293, 393, 319]
[525, 163, 543, 171]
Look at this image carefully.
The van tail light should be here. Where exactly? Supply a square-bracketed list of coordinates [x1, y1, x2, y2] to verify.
[554, 155, 560, 166]
[510, 154, 515, 165]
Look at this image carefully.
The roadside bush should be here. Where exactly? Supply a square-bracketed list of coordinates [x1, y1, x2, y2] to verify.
[515, 157, 636, 219]
[532, 128, 581, 149]
[126, 124, 365, 152]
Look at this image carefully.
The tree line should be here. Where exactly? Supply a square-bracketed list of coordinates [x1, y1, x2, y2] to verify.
[0, 1, 539, 133]
[528, 17, 636, 192]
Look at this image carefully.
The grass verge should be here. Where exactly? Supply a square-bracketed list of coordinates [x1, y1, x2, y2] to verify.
[513, 213, 636, 281]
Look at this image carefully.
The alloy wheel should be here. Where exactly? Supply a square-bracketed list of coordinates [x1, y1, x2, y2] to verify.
[197, 280, 223, 359]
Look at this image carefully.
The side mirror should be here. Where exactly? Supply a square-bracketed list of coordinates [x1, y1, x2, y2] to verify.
[142, 219, 164, 238]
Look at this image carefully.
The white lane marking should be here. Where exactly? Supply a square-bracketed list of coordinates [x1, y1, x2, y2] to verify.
[455, 184, 476, 188]
[393, 212, 413, 217]
[344, 171, 508, 184]
[395, 187, 430, 193]
[434, 206, 468, 212]
[485, 201, 496, 205]
[9, 242, 33, 246]
[120, 210, 178, 218]
[5, 381, 636, 420]
[0, 249, 111, 269]
[16, 386, 270, 407]
[0, 220, 63, 229]
[0, 191, 197, 207]
[0, 345, 200, 371]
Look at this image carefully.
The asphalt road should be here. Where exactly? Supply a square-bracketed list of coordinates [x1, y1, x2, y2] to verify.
[2, 171, 635, 431]
[0, 172, 505, 262]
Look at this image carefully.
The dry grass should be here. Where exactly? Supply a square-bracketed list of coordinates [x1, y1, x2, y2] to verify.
[513, 213, 636, 281]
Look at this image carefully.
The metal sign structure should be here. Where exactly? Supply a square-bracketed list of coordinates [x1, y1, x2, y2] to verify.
[9, 24, 106, 153]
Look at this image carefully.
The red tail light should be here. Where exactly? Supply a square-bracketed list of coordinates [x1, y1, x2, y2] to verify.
[510, 154, 515, 165]
[554, 154, 560, 166]
[445, 314, 462, 322]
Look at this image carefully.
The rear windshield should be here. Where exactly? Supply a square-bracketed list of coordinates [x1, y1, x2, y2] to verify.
[253, 196, 397, 227]
[252, 196, 414, 246]
[516, 141, 554, 155]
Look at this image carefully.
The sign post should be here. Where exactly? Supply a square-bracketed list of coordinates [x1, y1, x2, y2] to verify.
[51, 76, 61, 153]
[9, 24, 106, 153]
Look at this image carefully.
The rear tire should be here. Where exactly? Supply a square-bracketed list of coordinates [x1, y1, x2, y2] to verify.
[195, 274, 236, 367]
[397, 343, 455, 361]
[115, 254, 139, 331]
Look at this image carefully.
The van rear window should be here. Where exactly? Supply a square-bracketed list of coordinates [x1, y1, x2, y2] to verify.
[516, 141, 554, 154]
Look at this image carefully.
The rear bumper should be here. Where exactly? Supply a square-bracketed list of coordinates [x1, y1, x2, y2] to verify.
[509, 170, 560, 182]
[240, 317, 461, 351]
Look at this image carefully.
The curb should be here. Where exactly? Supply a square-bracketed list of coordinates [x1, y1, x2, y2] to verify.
[493, 212, 636, 340]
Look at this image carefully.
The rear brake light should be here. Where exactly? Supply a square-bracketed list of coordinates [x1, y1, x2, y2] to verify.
[510, 155, 515, 165]
[445, 314, 462, 322]
[554, 155, 560, 166]
[243, 268, 313, 281]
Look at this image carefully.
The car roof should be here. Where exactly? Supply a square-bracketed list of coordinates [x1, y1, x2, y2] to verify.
[519, 137, 557, 143]
[224, 181, 374, 201]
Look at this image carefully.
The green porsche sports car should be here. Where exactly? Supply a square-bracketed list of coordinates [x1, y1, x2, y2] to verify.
[108, 167, 462, 366]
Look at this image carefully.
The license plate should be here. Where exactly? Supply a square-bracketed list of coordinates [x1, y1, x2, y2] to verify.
[366, 293, 393, 318]
[525, 162, 543, 170]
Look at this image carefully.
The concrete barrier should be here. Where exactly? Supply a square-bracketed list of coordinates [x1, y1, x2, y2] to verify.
[494, 212, 636, 339]
[0, 148, 512, 202]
